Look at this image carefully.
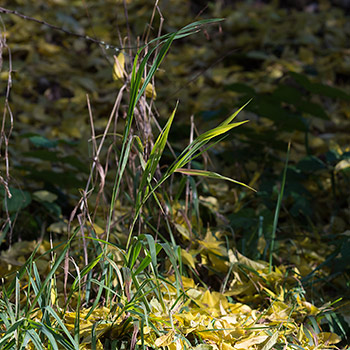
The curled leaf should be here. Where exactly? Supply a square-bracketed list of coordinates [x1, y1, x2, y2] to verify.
[141, 77, 157, 99]
[113, 53, 125, 84]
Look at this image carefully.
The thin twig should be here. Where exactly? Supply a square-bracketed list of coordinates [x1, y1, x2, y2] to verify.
[185, 115, 194, 217]
[80, 86, 126, 212]
[0, 6, 136, 51]
[0, 17, 13, 241]
[77, 213, 89, 284]
[81, 0, 112, 65]
[144, 0, 160, 45]
[122, 0, 132, 58]
[86, 95, 105, 222]
[146, 4, 163, 139]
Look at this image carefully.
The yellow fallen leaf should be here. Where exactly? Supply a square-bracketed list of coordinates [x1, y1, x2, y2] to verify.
[33, 190, 57, 203]
[301, 300, 319, 315]
[234, 334, 268, 348]
[317, 332, 341, 344]
[335, 159, 350, 172]
[96, 339, 104, 350]
[79, 340, 104, 350]
[186, 288, 202, 300]
[297, 324, 305, 343]
[201, 290, 217, 308]
[193, 345, 214, 350]
[221, 342, 235, 350]
[154, 330, 175, 347]
[209, 252, 229, 273]
[224, 282, 252, 296]
[150, 297, 164, 314]
[37, 38, 61, 55]
[175, 223, 191, 240]
[199, 328, 221, 343]
[257, 235, 266, 254]
[168, 274, 196, 290]
[50, 278, 57, 305]
[299, 47, 314, 65]
[47, 221, 68, 234]
[260, 331, 279, 350]
[198, 230, 225, 256]
[269, 301, 291, 320]
[230, 248, 266, 271]
[181, 249, 196, 270]
[199, 195, 219, 212]
[86, 222, 105, 235]
[168, 338, 185, 350]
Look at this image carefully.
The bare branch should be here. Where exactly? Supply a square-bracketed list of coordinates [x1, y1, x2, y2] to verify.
[0, 6, 135, 51]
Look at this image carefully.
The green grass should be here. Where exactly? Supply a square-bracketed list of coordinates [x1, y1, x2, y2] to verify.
[0, 17, 257, 349]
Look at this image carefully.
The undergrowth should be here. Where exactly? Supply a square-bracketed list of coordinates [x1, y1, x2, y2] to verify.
[0, 1, 348, 349]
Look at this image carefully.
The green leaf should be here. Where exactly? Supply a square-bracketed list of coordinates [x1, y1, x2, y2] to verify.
[139, 104, 177, 192]
[298, 100, 329, 119]
[127, 241, 142, 269]
[29, 136, 58, 148]
[310, 82, 350, 101]
[29, 231, 77, 315]
[33, 190, 58, 203]
[219, 100, 251, 127]
[25, 329, 45, 350]
[2, 187, 31, 212]
[169, 120, 249, 172]
[133, 243, 163, 276]
[289, 71, 350, 101]
[297, 156, 326, 172]
[130, 103, 249, 233]
[269, 142, 291, 272]
[271, 85, 303, 104]
[174, 168, 256, 192]
[45, 306, 78, 350]
[38, 325, 60, 350]
[72, 252, 104, 290]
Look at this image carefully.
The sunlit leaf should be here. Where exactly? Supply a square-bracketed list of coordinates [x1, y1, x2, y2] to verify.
[175, 168, 256, 192]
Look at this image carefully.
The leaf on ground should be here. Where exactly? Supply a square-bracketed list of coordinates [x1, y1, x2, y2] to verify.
[181, 249, 196, 270]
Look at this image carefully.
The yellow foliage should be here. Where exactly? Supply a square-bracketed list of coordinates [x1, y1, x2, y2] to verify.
[181, 248, 196, 270]
[3, 239, 341, 350]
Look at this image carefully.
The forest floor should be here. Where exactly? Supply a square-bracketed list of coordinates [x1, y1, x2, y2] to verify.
[0, 1, 350, 349]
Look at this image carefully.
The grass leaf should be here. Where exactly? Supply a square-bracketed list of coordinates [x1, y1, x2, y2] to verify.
[174, 168, 256, 192]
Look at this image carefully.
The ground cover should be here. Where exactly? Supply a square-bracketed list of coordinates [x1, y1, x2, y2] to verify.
[0, 0, 349, 348]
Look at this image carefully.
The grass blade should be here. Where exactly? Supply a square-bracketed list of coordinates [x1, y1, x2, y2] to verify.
[174, 168, 256, 192]
[28, 230, 77, 315]
[39, 325, 59, 350]
[72, 252, 103, 290]
[269, 141, 291, 273]
[139, 105, 177, 192]
[219, 99, 251, 126]
[26, 328, 45, 350]
[131, 106, 250, 225]
[45, 306, 78, 350]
